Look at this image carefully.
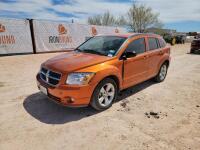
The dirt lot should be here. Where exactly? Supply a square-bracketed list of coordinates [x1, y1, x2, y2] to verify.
[0, 43, 200, 150]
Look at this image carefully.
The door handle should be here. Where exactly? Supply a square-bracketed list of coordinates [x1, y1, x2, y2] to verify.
[143, 55, 149, 59]
[158, 51, 164, 55]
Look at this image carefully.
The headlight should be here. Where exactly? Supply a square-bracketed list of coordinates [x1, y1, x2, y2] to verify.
[66, 72, 95, 85]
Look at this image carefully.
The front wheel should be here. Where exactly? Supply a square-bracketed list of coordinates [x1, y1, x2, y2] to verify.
[90, 78, 117, 111]
[154, 63, 168, 82]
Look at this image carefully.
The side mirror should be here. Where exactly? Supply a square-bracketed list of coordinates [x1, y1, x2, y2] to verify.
[126, 51, 137, 58]
[121, 54, 127, 60]
[121, 51, 137, 60]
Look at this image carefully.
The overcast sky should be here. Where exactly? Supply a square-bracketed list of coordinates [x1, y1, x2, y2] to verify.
[0, 0, 200, 32]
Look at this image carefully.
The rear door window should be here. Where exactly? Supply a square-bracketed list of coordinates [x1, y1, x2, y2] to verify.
[148, 37, 159, 50]
[159, 38, 166, 48]
[126, 38, 146, 54]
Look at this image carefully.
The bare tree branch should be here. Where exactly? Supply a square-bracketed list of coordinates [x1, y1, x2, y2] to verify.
[127, 4, 163, 33]
[88, 11, 116, 26]
[87, 4, 163, 33]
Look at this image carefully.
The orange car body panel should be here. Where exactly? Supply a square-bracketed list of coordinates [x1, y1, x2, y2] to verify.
[37, 33, 171, 107]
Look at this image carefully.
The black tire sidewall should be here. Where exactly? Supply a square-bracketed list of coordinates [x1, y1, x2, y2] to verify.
[90, 78, 117, 111]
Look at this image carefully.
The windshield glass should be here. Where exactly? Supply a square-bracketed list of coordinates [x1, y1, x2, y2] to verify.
[76, 36, 127, 57]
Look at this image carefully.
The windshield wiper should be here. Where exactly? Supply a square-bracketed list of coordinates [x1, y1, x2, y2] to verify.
[81, 49, 106, 56]
[75, 48, 81, 52]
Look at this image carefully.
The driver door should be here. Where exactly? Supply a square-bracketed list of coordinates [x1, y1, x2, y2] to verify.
[123, 37, 149, 88]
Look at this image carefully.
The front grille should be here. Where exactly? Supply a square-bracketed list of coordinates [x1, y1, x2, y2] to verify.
[40, 67, 61, 86]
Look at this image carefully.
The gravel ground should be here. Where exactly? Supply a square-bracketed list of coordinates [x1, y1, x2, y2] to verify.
[0, 43, 200, 150]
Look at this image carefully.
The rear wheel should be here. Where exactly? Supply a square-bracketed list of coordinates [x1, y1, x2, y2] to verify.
[154, 63, 168, 82]
[90, 78, 117, 111]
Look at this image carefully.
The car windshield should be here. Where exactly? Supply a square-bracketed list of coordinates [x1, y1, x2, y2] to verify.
[76, 36, 127, 57]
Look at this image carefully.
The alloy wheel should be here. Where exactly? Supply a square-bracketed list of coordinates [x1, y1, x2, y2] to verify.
[159, 64, 167, 81]
[98, 83, 115, 107]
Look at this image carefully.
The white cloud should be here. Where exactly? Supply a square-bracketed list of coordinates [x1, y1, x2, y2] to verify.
[0, 0, 200, 23]
[139, 0, 200, 22]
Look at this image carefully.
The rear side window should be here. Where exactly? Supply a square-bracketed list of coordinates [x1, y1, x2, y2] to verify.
[148, 38, 159, 50]
[159, 38, 166, 48]
[126, 38, 146, 54]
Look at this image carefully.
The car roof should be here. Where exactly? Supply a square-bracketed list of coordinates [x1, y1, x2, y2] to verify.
[96, 33, 161, 38]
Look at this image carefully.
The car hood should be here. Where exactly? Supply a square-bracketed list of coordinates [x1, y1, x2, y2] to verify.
[43, 51, 112, 73]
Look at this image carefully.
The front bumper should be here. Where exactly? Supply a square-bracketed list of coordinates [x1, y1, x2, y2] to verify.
[36, 74, 95, 107]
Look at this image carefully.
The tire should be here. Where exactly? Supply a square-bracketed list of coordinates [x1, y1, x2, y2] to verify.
[90, 78, 117, 111]
[190, 49, 195, 54]
[154, 63, 168, 82]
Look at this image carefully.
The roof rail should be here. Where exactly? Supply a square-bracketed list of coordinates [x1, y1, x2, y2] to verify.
[128, 33, 161, 38]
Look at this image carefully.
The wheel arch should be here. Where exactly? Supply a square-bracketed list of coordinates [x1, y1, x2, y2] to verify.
[159, 57, 170, 68]
[89, 74, 120, 109]
[92, 64, 122, 91]
[91, 73, 121, 97]
[103, 75, 120, 92]
[163, 59, 170, 68]
[156, 58, 170, 75]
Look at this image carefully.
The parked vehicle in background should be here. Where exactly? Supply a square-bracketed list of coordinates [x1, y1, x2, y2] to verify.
[186, 36, 195, 43]
[191, 39, 200, 53]
[175, 35, 186, 44]
[163, 33, 176, 45]
[194, 34, 200, 39]
[36, 33, 171, 110]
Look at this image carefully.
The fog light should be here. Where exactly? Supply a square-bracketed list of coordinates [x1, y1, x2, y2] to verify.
[63, 97, 75, 103]
[69, 98, 75, 103]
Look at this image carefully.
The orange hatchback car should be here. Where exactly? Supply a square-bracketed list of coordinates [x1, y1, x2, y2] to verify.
[36, 33, 170, 110]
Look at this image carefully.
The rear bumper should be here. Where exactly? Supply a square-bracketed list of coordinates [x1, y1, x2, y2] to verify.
[36, 74, 95, 107]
